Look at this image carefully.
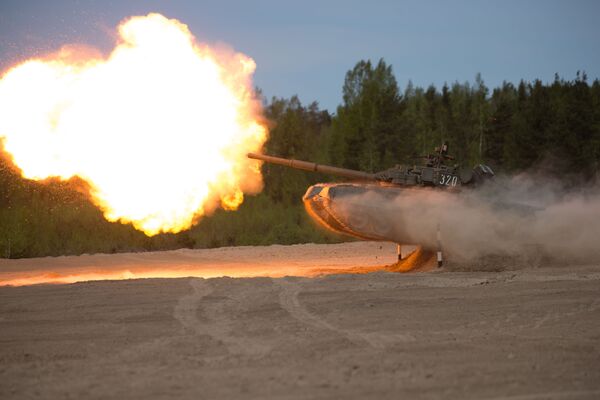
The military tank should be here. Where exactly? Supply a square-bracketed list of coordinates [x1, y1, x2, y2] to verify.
[249, 143, 495, 190]
[247, 144, 496, 264]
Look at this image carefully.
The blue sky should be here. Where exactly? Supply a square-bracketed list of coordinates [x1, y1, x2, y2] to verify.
[1, 0, 599, 112]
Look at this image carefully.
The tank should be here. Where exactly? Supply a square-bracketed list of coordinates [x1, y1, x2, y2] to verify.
[248, 143, 496, 244]
[248, 142, 495, 190]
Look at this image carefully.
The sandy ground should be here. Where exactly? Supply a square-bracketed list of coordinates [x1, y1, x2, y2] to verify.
[0, 242, 401, 286]
[1, 242, 599, 399]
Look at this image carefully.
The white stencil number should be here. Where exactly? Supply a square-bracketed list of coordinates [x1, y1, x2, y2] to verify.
[439, 174, 458, 187]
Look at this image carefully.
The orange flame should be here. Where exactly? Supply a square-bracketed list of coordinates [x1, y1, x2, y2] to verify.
[0, 13, 267, 235]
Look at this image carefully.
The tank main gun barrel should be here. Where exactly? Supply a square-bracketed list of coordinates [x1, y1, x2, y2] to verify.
[247, 152, 376, 181]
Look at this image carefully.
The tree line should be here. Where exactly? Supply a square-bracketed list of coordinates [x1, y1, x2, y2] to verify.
[1, 59, 599, 258]
[330, 60, 599, 178]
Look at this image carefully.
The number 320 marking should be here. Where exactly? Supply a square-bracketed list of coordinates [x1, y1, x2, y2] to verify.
[439, 174, 458, 187]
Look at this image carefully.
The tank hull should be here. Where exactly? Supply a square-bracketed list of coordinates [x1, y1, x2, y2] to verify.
[302, 183, 407, 243]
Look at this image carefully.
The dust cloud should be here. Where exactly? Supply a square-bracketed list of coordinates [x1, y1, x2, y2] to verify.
[338, 175, 600, 264]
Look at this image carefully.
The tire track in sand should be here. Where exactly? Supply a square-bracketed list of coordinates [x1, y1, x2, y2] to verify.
[174, 278, 270, 356]
[275, 278, 413, 348]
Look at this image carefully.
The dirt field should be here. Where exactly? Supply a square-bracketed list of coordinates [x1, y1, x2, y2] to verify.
[1, 242, 599, 399]
[0, 242, 401, 286]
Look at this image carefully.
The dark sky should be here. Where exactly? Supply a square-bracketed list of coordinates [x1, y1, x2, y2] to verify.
[1, 0, 599, 112]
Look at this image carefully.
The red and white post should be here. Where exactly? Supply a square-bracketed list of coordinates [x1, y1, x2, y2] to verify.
[436, 223, 443, 268]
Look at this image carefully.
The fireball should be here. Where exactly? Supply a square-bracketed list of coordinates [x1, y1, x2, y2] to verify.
[0, 13, 267, 236]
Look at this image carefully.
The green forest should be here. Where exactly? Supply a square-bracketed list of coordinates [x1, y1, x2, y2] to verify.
[1, 59, 599, 258]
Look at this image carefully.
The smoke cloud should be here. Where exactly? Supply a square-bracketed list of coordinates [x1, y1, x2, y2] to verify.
[335, 175, 600, 265]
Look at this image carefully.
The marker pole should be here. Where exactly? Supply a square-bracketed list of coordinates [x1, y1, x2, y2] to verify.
[436, 223, 443, 268]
